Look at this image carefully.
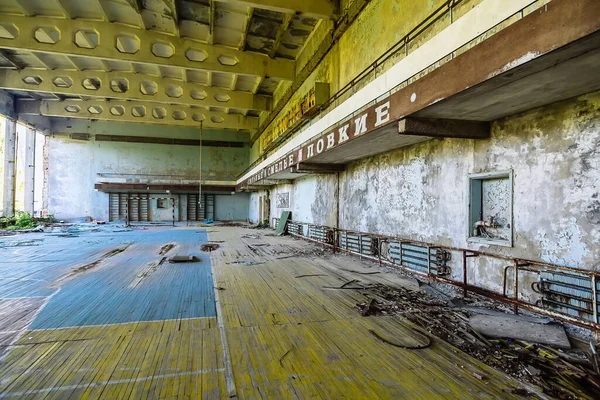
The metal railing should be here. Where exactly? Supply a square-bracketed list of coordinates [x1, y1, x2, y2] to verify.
[240, 0, 545, 182]
[274, 218, 600, 336]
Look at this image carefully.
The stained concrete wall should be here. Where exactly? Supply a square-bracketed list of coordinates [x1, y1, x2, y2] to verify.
[249, 192, 261, 224]
[264, 92, 600, 293]
[247, 175, 339, 227]
[46, 137, 249, 220]
[215, 193, 249, 221]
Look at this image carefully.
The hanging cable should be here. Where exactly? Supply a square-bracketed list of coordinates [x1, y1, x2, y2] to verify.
[199, 121, 203, 212]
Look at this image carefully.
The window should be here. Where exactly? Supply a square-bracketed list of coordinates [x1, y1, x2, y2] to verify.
[467, 170, 513, 247]
[157, 199, 168, 209]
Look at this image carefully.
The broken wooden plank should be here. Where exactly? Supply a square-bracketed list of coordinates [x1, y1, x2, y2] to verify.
[168, 255, 200, 263]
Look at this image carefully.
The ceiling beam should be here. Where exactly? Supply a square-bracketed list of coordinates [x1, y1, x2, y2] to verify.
[167, 0, 180, 37]
[214, 0, 335, 19]
[96, 0, 111, 21]
[269, 13, 292, 58]
[209, 0, 215, 45]
[125, 0, 147, 29]
[11, 0, 33, 16]
[0, 69, 271, 111]
[54, 0, 72, 19]
[239, 7, 254, 50]
[0, 15, 295, 80]
[398, 117, 490, 139]
[16, 99, 259, 131]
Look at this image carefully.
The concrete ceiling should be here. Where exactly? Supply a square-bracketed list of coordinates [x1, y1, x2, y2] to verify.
[0, 0, 336, 132]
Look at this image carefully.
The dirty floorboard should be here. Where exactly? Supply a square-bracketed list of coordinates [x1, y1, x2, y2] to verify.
[0, 225, 525, 398]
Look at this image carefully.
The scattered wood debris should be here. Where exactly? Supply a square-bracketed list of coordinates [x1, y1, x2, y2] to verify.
[226, 260, 264, 266]
[130, 257, 167, 288]
[295, 274, 327, 278]
[159, 244, 175, 255]
[279, 348, 293, 367]
[369, 328, 431, 350]
[200, 243, 220, 252]
[353, 282, 600, 399]
[358, 298, 380, 316]
[0, 239, 44, 247]
[55, 244, 130, 284]
[168, 255, 199, 263]
[324, 279, 366, 290]
[341, 269, 381, 275]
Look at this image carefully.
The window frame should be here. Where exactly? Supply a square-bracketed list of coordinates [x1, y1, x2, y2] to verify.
[466, 169, 514, 247]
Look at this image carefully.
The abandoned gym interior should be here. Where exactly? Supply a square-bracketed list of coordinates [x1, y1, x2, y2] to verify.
[0, 0, 599, 398]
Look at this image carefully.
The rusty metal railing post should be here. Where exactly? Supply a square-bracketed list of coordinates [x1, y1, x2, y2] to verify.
[462, 250, 467, 297]
[359, 234, 363, 260]
[514, 260, 520, 315]
[592, 275, 598, 340]
[427, 245, 431, 276]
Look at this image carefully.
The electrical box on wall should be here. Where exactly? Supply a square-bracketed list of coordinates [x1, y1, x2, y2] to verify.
[467, 170, 513, 247]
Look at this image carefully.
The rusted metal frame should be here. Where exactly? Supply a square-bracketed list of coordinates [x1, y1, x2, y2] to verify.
[426, 245, 431, 275]
[359, 234, 363, 260]
[462, 251, 478, 297]
[301, 224, 600, 280]
[514, 260, 520, 314]
[593, 274, 598, 326]
[285, 221, 600, 332]
[436, 276, 600, 333]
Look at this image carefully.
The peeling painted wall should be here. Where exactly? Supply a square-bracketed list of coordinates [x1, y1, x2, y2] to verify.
[266, 92, 600, 289]
[46, 137, 248, 220]
[262, 175, 339, 228]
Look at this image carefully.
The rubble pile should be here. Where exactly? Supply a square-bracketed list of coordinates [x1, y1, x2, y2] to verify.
[357, 283, 600, 399]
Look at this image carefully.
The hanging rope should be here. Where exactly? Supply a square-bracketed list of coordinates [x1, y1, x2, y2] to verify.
[199, 121, 203, 209]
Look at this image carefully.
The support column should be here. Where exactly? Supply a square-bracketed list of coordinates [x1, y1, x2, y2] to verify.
[23, 127, 35, 215]
[2, 119, 16, 217]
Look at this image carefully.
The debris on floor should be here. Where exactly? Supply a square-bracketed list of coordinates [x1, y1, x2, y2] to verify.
[469, 314, 571, 349]
[218, 222, 248, 227]
[0, 238, 44, 247]
[369, 327, 432, 350]
[226, 260, 264, 266]
[200, 243, 220, 252]
[353, 282, 600, 399]
[130, 257, 167, 288]
[159, 243, 175, 255]
[55, 244, 131, 284]
[168, 255, 200, 263]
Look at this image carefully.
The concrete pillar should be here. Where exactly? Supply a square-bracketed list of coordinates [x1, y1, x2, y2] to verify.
[23, 127, 35, 215]
[2, 119, 16, 217]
